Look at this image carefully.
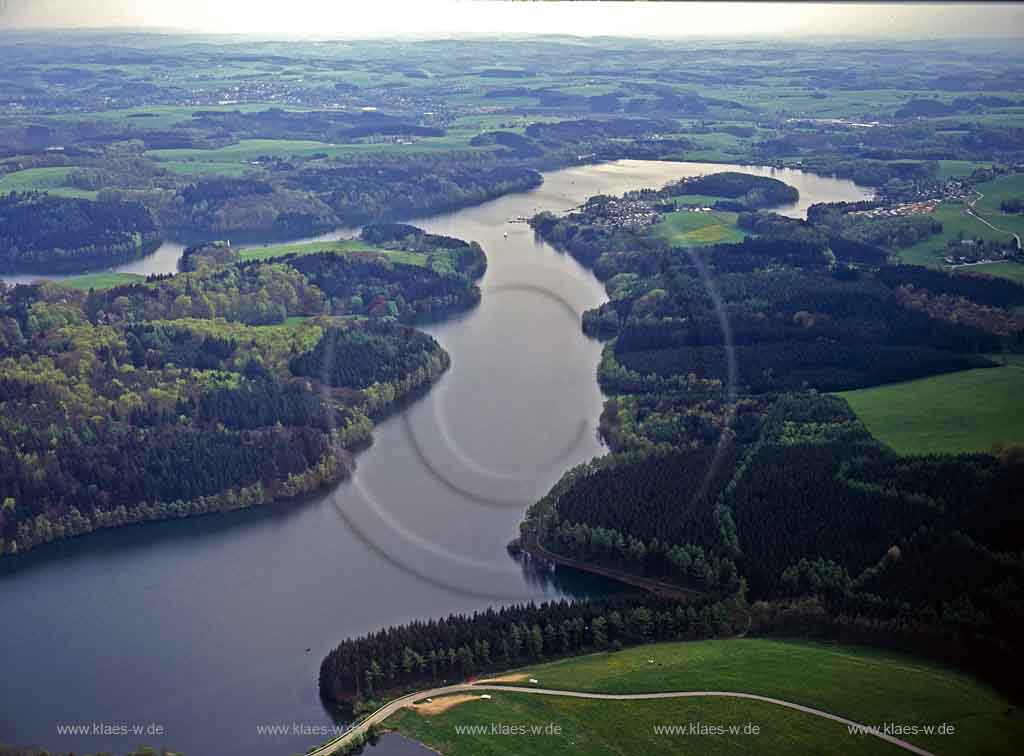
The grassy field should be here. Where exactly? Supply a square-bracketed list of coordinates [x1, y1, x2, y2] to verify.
[972, 174, 1024, 237]
[390, 693, 903, 756]
[158, 160, 256, 177]
[387, 638, 1023, 756]
[0, 166, 97, 199]
[650, 208, 746, 247]
[237, 238, 427, 266]
[934, 160, 992, 180]
[961, 261, 1024, 283]
[837, 365, 1024, 455]
[900, 202, 1010, 267]
[61, 272, 146, 290]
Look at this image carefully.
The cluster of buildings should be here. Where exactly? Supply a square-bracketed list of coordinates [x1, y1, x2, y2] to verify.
[853, 179, 972, 219]
[943, 240, 1020, 267]
[883, 177, 971, 204]
[588, 197, 659, 229]
[784, 117, 889, 129]
[848, 199, 940, 219]
[185, 80, 311, 107]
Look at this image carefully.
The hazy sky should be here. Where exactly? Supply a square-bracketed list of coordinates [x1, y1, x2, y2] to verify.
[1, 1, 1022, 39]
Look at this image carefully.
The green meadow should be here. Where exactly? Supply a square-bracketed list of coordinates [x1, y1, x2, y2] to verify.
[934, 160, 991, 180]
[973, 174, 1024, 237]
[837, 365, 1024, 455]
[650, 207, 746, 247]
[237, 238, 428, 266]
[962, 261, 1024, 283]
[389, 638, 1024, 756]
[390, 693, 904, 756]
[60, 272, 147, 290]
[0, 167, 97, 199]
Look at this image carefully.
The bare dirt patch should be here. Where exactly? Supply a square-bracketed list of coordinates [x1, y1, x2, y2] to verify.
[410, 694, 479, 716]
[475, 673, 530, 684]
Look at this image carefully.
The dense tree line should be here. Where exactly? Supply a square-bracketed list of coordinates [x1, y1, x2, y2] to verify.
[604, 268, 1001, 393]
[160, 178, 336, 236]
[837, 214, 941, 250]
[291, 162, 543, 227]
[877, 264, 1024, 308]
[178, 240, 239, 272]
[285, 252, 481, 323]
[0, 191, 160, 273]
[542, 518, 740, 594]
[617, 341, 992, 393]
[179, 177, 274, 205]
[320, 593, 742, 702]
[741, 206, 939, 254]
[289, 322, 448, 391]
[85, 262, 326, 326]
[599, 391, 766, 453]
[539, 447, 738, 547]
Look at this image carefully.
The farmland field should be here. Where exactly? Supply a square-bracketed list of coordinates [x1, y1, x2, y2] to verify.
[650, 208, 746, 246]
[837, 365, 1024, 454]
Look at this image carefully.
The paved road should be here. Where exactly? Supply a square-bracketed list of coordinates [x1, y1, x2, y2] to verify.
[308, 682, 938, 756]
[966, 190, 1022, 250]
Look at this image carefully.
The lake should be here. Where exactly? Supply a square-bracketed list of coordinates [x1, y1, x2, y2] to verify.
[0, 160, 871, 755]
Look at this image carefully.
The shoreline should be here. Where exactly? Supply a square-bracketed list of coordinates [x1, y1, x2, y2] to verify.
[514, 535, 702, 601]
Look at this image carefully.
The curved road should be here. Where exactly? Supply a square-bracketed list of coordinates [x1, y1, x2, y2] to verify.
[309, 682, 938, 756]
[966, 190, 1022, 250]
